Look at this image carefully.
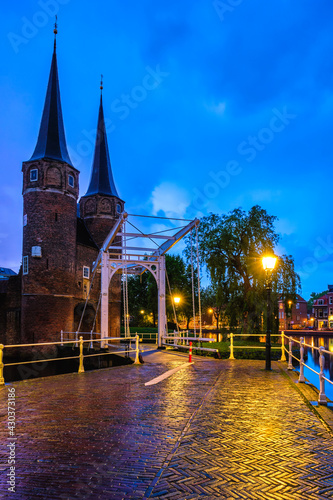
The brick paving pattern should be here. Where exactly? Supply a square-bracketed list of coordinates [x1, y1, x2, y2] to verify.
[1, 351, 333, 499]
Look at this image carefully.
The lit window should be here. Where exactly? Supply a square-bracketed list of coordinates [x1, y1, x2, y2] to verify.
[23, 256, 28, 275]
[30, 169, 38, 182]
[116, 203, 121, 214]
[68, 175, 74, 188]
[83, 266, 90, 279]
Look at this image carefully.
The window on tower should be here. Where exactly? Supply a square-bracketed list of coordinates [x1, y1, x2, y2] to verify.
[83, 266, 90, 279]
[30, 169, 38, 182]
[68, 175, 74, 188]
[116, 203, 121, 214]
[23, 256, 28, 275]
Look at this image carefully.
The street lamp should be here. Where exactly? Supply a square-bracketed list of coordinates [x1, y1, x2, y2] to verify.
[173, 297, 181, 305]
[262, 255, 277, 371]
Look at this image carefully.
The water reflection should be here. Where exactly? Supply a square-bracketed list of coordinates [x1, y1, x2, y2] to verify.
[294, 335, 333, 400]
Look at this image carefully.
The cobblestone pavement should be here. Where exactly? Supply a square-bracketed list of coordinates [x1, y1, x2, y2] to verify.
[1, 349, 333, 499]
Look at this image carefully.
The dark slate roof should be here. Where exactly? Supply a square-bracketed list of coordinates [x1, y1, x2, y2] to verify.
[82, 95, 119, 198]
[76, 218, 99, 249]
[29, 44, 73, 166]
[0, 267, 17, 279]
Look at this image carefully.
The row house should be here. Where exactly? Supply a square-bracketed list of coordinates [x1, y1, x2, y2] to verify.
[312, 285, 333, 330]
[278, 294, 307, 330]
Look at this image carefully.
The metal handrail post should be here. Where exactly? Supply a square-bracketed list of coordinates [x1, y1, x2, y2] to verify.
[318, 346, 327, 405]
[134, 334, 140, 364]
[288, 337, 293, 370]
[229, 332, 235, 360]
[75, 331, 78, 348]
[78, 336, 85, 373]
[90, 331, 93, 350]
[298, 337, 305, 383]
[280, 331, 286, 362]
[0, 344, 5, 385]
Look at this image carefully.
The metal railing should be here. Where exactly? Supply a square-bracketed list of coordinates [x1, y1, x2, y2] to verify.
[228, 332, 283, 360]
[284, 334, 333, 405]
[61, 330, 100, 348]
[0, 335, 142, 386]
[120, 332, 157, 343]
[162, 331, 218, 355]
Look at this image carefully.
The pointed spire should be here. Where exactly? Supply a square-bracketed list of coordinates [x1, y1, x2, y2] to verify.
[29, 19, 73, 166]
[83, 83, 119, 197]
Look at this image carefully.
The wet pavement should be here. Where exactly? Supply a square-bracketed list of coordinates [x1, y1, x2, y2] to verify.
[1, 348, 333, 499]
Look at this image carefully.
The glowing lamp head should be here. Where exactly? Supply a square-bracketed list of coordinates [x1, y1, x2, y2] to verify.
[140, 310, 144, 314]
[174, 296, 181, 305]
[262, 256, 277, 271]
[209, 308, 213, 313]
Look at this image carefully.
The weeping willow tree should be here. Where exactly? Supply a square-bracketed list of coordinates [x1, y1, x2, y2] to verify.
[185, 205, 301, 334]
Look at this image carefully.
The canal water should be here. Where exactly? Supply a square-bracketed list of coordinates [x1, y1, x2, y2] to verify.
[293, 335, 333, 401]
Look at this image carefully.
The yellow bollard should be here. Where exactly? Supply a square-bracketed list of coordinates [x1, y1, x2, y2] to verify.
[134, 334, 140, 364]
[0, 344, 5, 385]
[280, 331, 286, 362]
[78, 336, 85, 373]
[229, 332, 235, 360]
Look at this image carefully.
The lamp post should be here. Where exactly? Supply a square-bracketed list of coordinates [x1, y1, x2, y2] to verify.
[262, 256, 277, 371]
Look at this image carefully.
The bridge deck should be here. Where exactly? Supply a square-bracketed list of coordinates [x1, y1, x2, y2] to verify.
[1, 350, 333, 499]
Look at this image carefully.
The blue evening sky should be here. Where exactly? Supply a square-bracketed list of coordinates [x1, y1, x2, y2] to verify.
[1, 0, 333, 300]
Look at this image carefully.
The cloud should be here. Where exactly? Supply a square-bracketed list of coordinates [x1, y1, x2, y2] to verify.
[205, 101, 226, 115]
[150, 182, 190, 218]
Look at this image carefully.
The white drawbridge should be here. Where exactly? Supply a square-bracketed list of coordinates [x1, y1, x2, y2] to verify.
[91, 212, 199, 347]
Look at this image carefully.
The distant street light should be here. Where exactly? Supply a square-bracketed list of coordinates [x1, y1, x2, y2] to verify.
[174, 296, 181, 305]
[262, 255, 277, 371]
[140, 310, 145, 314]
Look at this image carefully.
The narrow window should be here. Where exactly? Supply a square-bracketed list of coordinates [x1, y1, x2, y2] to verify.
[116, 203, 121, 214]
[83, 266, 90, 279]
[46, 259, 49, 270]
[30, 169, 38, 182]
[23, 214, 27, 226]
[55, 212, 58, 222]
[68, 175, 74, 188]
[23, 256, 28, 275]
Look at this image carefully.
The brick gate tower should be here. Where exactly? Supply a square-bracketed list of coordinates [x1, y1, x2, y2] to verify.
[21, 34, 79, 343]
[79, 80, 125, 336]
[79, 81, 125, 247]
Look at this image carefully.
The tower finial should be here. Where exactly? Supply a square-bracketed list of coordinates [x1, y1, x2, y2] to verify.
[100, 74, 103, 95]
[53, 15, 58, 49]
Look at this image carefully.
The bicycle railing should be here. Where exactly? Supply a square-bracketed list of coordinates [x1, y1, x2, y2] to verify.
[0, 335, 142, 386]
[228, 332, 284, 360]
[284, 334, 332, 405]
